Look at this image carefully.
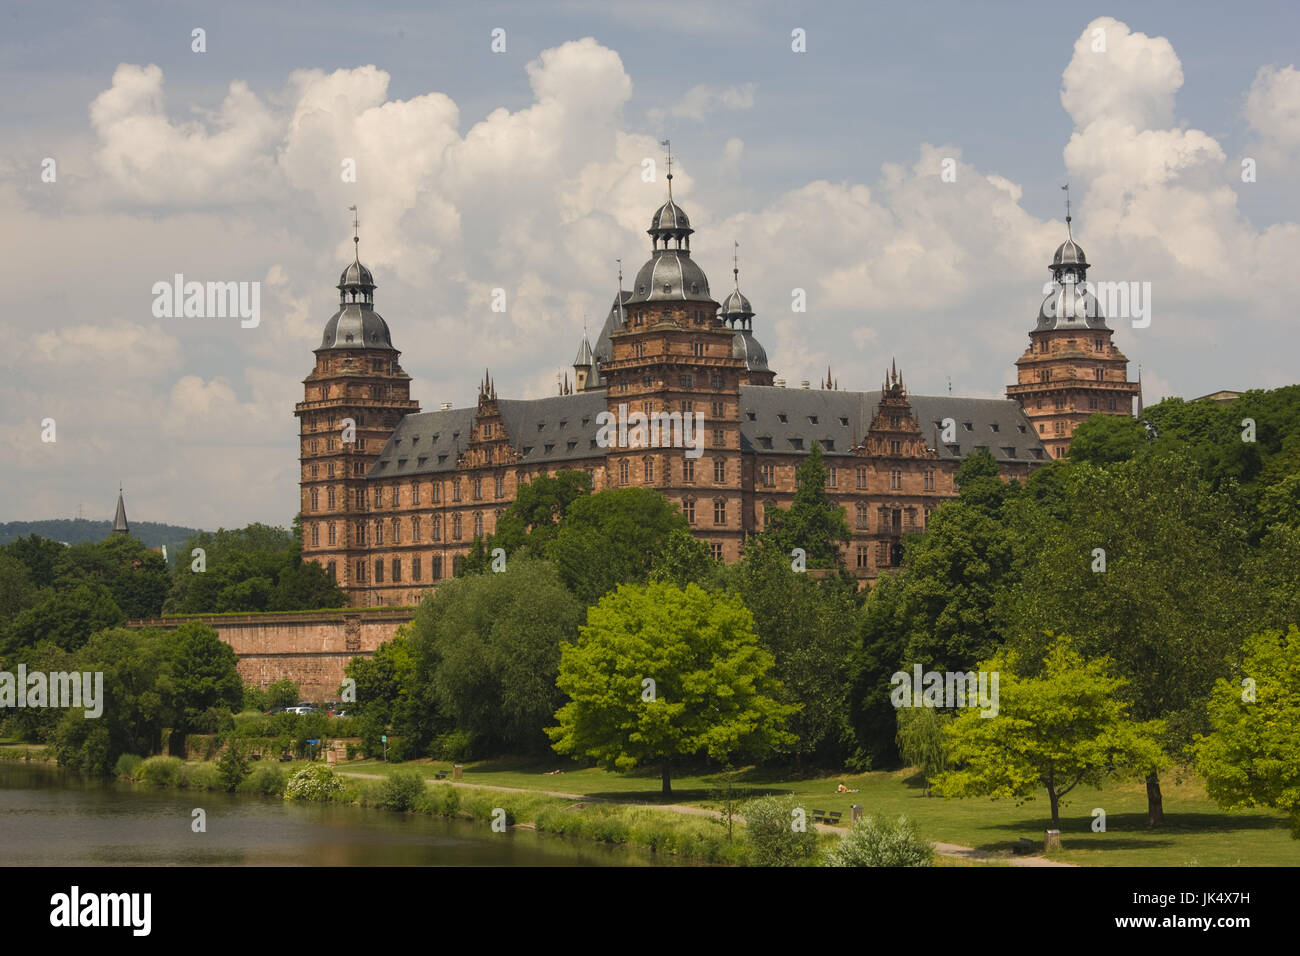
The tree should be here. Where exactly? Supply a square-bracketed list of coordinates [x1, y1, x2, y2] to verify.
[54, 535, 169, 620]
[548, 582, 796, 796]
[2, 583, 125, 657]
[895, 706, 949, 796]
[823, 814, 934, 867]
[548, 488, 691, 605]
[216, 742, 252, 792]
[266, 679, 300, 709]
[408, 557, 584, 755]
[461, 471, 592, 573]
[723, 547, 858, 763]
[1194, 625, 1300, 837]
[0, 551, 37, 622]
[754, 441, 850, 569]
[167, 622, 242, 734]
[1007, 451, 1254, 824]
[3, 534, 66, 589]
[649, 527, 718, 590]
[1067, 414, 1148, 465]
[930, 639, 1167, 828]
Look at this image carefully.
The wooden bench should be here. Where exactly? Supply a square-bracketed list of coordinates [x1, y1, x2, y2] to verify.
[810, 809, 844, 826]
[1014, 837, 1035, 854]
[434, 770, 449, 780]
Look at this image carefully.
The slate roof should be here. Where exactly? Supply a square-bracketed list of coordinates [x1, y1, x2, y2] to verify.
[367, 385, 1047, 479]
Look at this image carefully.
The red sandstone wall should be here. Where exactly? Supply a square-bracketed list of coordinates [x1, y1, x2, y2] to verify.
[126, 610, 413, 701]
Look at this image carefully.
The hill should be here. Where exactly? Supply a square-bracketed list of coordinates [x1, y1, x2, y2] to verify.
[0, 519, 206, 563]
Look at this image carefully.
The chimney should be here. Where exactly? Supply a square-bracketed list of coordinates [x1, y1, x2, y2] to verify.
[440, 402, 452, 410]
[800, 381, 810, 389]
[774, 378, 787, 388]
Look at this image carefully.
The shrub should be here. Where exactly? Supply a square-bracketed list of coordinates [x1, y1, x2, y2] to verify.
[377, 768, 426, 812]
[416, 784, 461, 816]
[742, 795, 820, 867]
[430, 730, 474, 762]
[114, 753, 144, 780]
[138, 756, 184, 788]
[216, 743, 252, 792]
[242, 763, 287, 796]
[823, 813, 934, 867]
[182, 762, 223, 791]
[285, 765, 344, 802]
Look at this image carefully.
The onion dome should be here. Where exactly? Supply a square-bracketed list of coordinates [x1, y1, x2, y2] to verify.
[318, 230, 396, 350]
[1037, 276, 1109, 331]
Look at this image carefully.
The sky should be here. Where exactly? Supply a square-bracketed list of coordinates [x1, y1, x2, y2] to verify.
[2, 1, 1298, 529]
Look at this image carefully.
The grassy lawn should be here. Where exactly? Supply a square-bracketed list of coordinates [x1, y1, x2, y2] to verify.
[342, 757, 1299, 866]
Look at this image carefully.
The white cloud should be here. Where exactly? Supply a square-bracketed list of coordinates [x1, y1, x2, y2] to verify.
[648, 82, 756, 123]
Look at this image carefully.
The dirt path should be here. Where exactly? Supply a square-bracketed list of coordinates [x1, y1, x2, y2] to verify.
[338, 771, 1074, 867]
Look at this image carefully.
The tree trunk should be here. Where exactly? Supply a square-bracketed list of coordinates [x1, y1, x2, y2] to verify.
[1145, 771, 1164, 826]
[661, 759, 671, 798]
[1048, 788, 1060, 828]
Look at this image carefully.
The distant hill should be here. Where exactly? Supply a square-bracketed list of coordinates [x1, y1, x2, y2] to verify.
[0, 519, 207, 566]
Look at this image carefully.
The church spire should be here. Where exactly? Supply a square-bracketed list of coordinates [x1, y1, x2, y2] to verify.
[112, 486, 129, 536]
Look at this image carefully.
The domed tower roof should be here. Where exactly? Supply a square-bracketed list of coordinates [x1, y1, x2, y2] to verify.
[317, 219, 396, 351]
[1052, 238, 1087, 269]
[649, 198, 692, 237]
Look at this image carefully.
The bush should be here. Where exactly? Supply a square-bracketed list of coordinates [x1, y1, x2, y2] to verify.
[243, 685, 269, 714]
[216, 744, 252, 792]
[242, 763, 287, 796]
[823, 813, 934, 867]
[416, 783, 461, 816]
[742, 795, 820, 867]
[285, 765, 344, 802]
[377, 768, 426, 812]
[138, 755, 184, 788]
[182, 762, 223, 791]
[430, 730, 474, 762]
[266, 679, 300, 709]
[114, 753, 144, 780]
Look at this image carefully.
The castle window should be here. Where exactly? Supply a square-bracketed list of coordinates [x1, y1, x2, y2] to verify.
[433, 483, 441, 503]
[856, 545, 869, 570]
[644, 457, 654, 482]
[392, 558, 401, 582]
[433, 556, 442, 580]
[760, 462, 774, 487]
[683, 458, 695, 483]
[327, 562, 336, 581]
[1095, 368, 1104, 381]
[412, 484, 420, 506]
[856, 466, 867, 489]
[714, 499, 726, 525]
[375, 522, 383, 545]
[828, 466, 837, 488]
[712, 401, 724, 417]
[839, 417, 849, 427]
[412, 557, 421, 581]
[374, 487, 383, 508]
[619, 459, 629, 485]
[1089, 397, 1098, 409]
[327, 488, 336, 509]
[453, 514, 462, 539]
[889, 440, 901, 455]
[310, 488, 319, 511]
[889, 415, 900, 428]
[473, 477, 482, 500]
[1094, 338, 1103, 352]
[328, 523, 336, 545]
[1054, 421, 1066, 436]
[714, 459, 725, 483]
[758, 437, 772, 450]
[680, 374, 693, 388]
[924, 469, 934, 491]
[413, 516, 421, 541]
[683, 498, 695, 524]
[311, 524, 319, 546]
[311, 464, 318, 477]
[453, 479, 461, 502]
[713, 429, 725, 447]
[495, 475, 505, 498]
[890, 470, 901, 490]
[374, 559, 384, 583]
[391, 485, 399, 507]
[711, 543, 723, 561]
[356, 561, 366, 583]
[473, 513, 483, 537]
[1108, 398, 1116, 410]
[788, 438, 804, 450]
[392, 517, 400, 544]
[856, 502, 868, 530]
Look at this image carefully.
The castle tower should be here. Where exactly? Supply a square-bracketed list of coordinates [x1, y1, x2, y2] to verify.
[1006, 200, 1140, 459]
[112, 487, 129, 536]
[295, 214, 420, 603]
[600, 148, 747, 560]
[719, 242, 776, 387]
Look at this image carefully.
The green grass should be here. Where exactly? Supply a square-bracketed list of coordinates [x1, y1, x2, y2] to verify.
[340, 757, 1300, 866]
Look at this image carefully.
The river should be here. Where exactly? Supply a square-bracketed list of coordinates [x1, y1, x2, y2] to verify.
[0, 762, 676, 866]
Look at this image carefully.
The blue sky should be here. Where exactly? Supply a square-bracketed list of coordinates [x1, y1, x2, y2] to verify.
[2, 1, 1298, 527]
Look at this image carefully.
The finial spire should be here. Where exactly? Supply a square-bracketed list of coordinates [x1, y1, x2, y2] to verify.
[660, 139, 673, 198]
[348, 204, 360, 261]
[1061, 184, 1072, 240]
[733, 240, 740, 289]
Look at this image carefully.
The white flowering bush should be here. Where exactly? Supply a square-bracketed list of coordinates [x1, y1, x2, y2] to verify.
[823, 813, 934, 867]
[284, 765, 344, 802]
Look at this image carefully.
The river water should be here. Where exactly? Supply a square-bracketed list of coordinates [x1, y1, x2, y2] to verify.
[0, 763, 673, 866]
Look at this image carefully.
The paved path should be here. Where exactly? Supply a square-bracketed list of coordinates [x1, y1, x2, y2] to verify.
[338, 771, 1074, 867]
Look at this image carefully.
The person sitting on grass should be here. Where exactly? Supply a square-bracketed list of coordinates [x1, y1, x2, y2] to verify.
[836, 784, 860, 793]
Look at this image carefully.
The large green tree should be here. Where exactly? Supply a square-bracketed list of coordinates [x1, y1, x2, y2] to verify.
[407, 557, 584, 755]
[166, 622, 243, 734]
[1007, 450, 1254, 824]
[1195, 625, 1300, 837]
[461, 470, 593, 574]
[548, 581, 796, 796]
[931, 639, 1167, 828]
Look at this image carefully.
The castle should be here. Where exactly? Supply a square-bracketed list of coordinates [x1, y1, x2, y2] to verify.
[296, 179, 1140, 606]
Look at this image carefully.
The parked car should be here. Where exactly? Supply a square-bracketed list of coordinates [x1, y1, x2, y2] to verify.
[287, 703, 320, 715]
[263, 706, 289, 715]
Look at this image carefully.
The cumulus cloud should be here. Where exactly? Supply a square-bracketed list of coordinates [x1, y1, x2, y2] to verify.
[648, 82, 756, 122]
